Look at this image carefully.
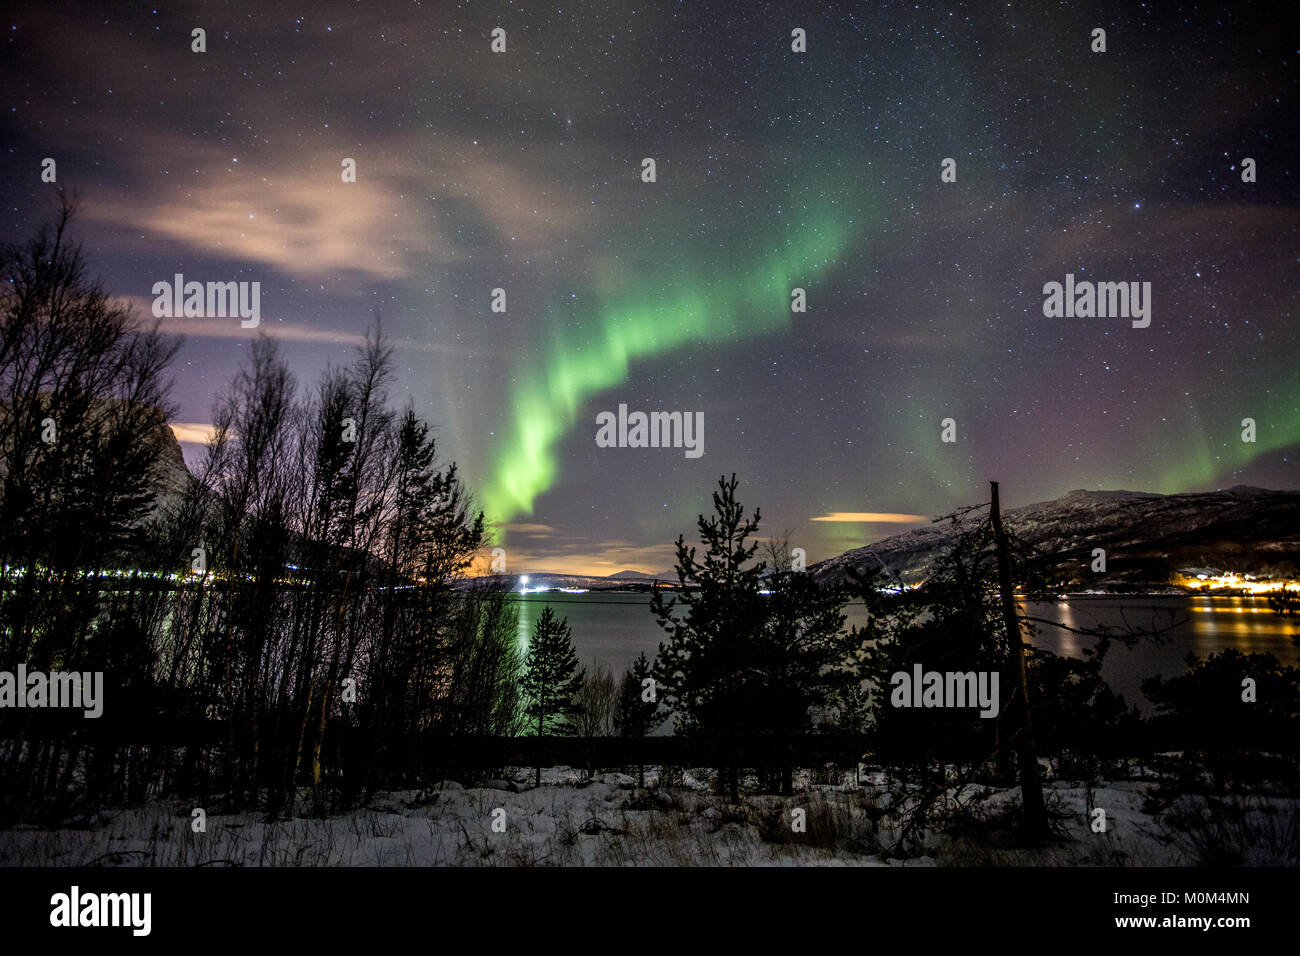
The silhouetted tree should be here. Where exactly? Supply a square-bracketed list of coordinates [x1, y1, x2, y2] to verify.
[652, 474, 766, 803]
[1268, 588, 1300, 619]
[520, 606, 584, 786]
[573, 660, 618, 779]
[0, 196, 178, 819]
[574, 660, 618, 737]
[616, 651, 662, 787]
[757, 538, 862, 794]
[0, 203, 525, 818]
[1143, 649, 1300, 789]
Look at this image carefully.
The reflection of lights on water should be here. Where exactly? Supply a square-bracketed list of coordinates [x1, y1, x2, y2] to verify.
[1053, 600, 1081, 657]
[1190, 604, 1279, 614]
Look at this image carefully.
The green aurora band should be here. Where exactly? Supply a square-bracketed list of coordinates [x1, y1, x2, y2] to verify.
[1151, 383, 1300, 493]
[477, 196, 1298, 540]
[482, 204, 857, 534]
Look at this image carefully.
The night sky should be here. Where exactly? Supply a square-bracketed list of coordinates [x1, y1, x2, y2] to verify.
[2, 1, 1296, 574]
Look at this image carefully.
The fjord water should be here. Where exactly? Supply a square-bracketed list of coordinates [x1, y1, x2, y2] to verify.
[513, 592, 1300, 715]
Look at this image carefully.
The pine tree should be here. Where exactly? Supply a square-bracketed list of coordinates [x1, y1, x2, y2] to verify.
[651, 474, 766, 803]
[520, 605, 585, 786]
[756, 542, 862, 794]
[615, 651, 663, 787]
[651, 476, 865, 801]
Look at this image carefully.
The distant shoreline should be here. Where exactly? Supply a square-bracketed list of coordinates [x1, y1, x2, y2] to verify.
[497, 586, 1287, 602]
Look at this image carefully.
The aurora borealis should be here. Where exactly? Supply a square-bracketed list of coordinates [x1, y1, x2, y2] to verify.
[480, 198, 857, 528]
[1, 1, 1296, 574]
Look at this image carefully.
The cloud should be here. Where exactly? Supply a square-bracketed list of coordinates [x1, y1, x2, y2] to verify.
[497, 523, 559, 535]
[85, 148, 444, 281]
[111, 296, 493, 356]
[169, 422, 221, 445]
[9, 10, 598, 283]
[76, 130, 591, 284]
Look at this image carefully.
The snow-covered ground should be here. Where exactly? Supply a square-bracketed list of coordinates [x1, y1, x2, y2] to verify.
[1, 765, 1295, 866]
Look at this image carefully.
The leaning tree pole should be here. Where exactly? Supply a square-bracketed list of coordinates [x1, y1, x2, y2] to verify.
[989, 480, 1049, 842]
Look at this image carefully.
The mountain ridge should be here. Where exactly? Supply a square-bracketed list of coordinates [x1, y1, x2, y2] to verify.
[811, 485, 1300, 588]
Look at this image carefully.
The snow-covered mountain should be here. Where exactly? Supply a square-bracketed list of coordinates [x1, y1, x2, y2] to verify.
[811, 486, 1300, 588]
[128, 432, 1300, 593]
[151, 416, 197, 515]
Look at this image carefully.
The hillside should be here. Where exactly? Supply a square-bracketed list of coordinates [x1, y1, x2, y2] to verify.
[811, 486, 1300, 588]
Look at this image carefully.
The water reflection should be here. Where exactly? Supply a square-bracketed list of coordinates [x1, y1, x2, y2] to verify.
[1043, 600, 1081, 658]
[1026, 595, 1298, 713]
[510, 592, 1299, 715]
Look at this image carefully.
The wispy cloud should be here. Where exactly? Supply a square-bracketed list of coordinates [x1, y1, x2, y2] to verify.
[86, 148, 445, 281]
[112, 297, 493, 356]
[169, 422, 220, 445]
[497, 523, 559, 535]
[79, 131, 590, 283]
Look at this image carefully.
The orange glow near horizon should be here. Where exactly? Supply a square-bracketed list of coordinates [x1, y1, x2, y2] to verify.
[168, 422, 221, 445]
[465, 551, 674, 579]
[1173, 572, 1299, 595]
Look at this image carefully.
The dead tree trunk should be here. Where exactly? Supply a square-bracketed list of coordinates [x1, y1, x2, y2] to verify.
[990, 481, 1049, 842]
